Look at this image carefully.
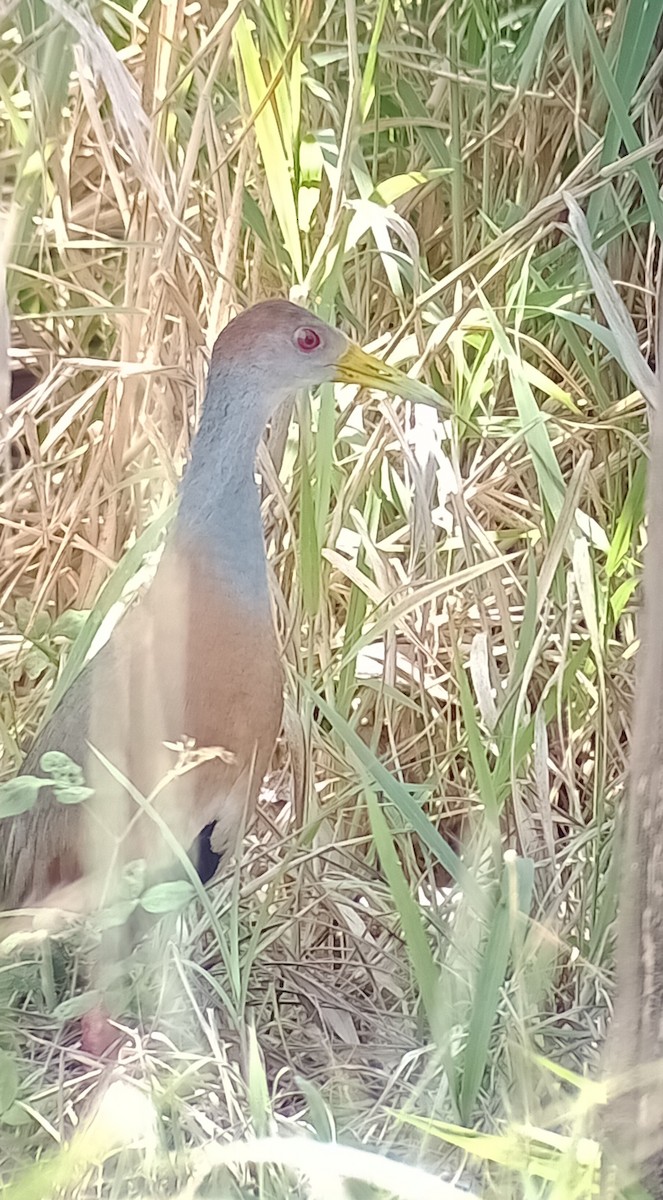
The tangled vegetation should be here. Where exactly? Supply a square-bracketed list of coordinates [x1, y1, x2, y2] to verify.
[0, 0, 661, 1195]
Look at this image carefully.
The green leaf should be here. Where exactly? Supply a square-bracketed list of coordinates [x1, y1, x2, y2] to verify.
[0, 776, 44, 817]
[30, 612, 51, 640]
[298, 134, 322, 233]
[23, 647, 51, 680]
[455, 657, 500, 842]
[295, 1076, 334, 1142]
[584, 0, 663, 238]
[246, 1023, 271, 1136]
[0, 1051, 18, 1115]
[140, 880, 196, 913]
[397, 1112, 600, 1184]
[516, 0, 566, 98]
[119, 859, 148, 900]
[396, 80, 450, 167]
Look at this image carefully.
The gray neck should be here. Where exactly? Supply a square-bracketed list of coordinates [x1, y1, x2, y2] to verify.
[176, 368, 284, 609]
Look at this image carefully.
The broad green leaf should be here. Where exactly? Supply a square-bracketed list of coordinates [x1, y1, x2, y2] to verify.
[1, 1103, 32, 1127]
[522, 361, 578, 412]
[395, 80, 450, 167]
[372, 172, 432, 206]
[247, 1024, 271, 1137]
[0, 777, 44, 817]
[94, 899, 138, 930]
[585, 0, 663, 237]
[398, 1112, 600, 1185]
[572, 537, 602, 668]
[51, 610, 89, 641]
[14, 598, 35, 633]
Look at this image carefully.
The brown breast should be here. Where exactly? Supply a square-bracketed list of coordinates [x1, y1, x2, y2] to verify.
[3, 537, 283, 914]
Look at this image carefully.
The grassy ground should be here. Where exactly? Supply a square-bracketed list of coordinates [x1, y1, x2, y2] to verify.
[0, 0, 661, 1195]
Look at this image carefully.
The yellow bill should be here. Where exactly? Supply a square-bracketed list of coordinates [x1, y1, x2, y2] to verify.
[333, 342, 446, 410]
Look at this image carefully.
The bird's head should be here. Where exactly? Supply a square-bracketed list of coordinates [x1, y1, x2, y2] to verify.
[208, 300, 441, 418]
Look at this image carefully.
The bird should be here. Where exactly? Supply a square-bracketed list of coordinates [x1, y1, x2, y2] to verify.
[1, 300, 438, 931]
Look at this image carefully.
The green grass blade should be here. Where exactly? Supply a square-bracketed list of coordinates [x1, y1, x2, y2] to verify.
[309, 687, 487, 916]
[458, 864, 520, 1122]
[366, 787, 440, 1034]
[477, 287, 566, 519]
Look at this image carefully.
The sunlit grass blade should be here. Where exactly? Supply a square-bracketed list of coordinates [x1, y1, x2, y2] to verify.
[234, 12, 303, 280]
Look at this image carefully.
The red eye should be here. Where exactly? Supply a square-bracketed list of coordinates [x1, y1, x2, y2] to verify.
[295, 327, 321, 352]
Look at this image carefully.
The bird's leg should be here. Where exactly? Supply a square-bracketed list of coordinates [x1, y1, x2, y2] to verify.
[80, 823, 225, 1055]
[80, 1002, 122, 1057]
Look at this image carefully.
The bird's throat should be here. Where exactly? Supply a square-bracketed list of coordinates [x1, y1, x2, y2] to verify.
[176, 410, 271, 609]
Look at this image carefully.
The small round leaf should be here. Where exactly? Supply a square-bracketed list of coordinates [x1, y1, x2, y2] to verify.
[40, 751, 85, 786]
